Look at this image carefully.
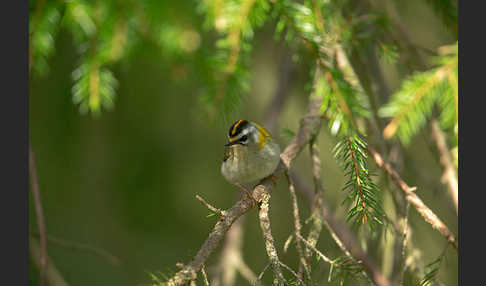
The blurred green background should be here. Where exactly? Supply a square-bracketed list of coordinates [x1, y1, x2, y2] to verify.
[29, 0, 457, 285]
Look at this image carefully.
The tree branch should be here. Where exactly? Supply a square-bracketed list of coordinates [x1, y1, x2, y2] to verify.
[30, 231, 121, 266]
[201, 264, 210, 286]
[430, 119, 458, 214]
[163, 76, 326, 285]
[258, 190, 287, 285]
[29, 145, 48, 286]
[286, 172, 311, 280]
[30, 238, 70, 286]
[196, 194, 227, 217]
[368, 146, 458, 249]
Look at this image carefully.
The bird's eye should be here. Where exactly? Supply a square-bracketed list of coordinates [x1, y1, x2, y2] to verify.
[240, 135, 248, 142]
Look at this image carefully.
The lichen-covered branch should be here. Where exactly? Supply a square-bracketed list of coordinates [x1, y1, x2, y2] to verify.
[163, 75, 326, 285]
[164, 193, 256, 286]
[258, 190, 287, 285]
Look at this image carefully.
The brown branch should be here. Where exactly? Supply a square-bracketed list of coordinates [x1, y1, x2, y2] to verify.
[255, 262, 271, 284]
[430, 120, 458, 214]
[212, 51, 294, 285]
[164, 192, 256, 285]
[399, 202, 411, 286]
[30, 238, 69, 286]
[236, 259, 259, 285]
[29, 145, 48, 286]
[368, 146, 458, 249]
[211, 215, 260, 286]
[211, 216, 241, 286]
[279, 261, 307, 286]
[31, 231, 121, 266]
[304, 141, 324, 259]
[258, 190, 287, 285]
[196, 195, 227, 217]
[296, 234, 333, 265]
[201, 264, 210, 286]
[291, 145, 385, 285]
[163, 76, 326, 285]
[319, 204, 389, 286]
[286, 172, 311, 280]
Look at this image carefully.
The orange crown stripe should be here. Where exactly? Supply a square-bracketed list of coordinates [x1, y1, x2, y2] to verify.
[231, 120, 244, 136]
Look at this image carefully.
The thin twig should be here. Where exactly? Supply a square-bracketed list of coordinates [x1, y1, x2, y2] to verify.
[286, 172, 311, 280]
[31, 231, 121, 266]
[368, 146, 458, 250]
[212, 216, 259, 286]
[255, 262, 271, 285]
[430, 119, 458, 214]
[279, 261, 308, 286]
[201, 264, 210, 286]
[30, 238, 70, 286]
[236, 259, 259, 285]
[214, 216, 241, 286]
[296, 234, 333, 264]
[29, 145, 48, 286]
[304, 141, 324, 261]
[320, 204, 386, 286]
[399, 202, 411, 286]
[290, 169, 376, 285]
[196, 194, 227, 217]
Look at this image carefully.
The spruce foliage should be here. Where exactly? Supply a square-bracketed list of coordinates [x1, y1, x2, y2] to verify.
[380, 43, 458, 145]
[30, 0, 458, 285]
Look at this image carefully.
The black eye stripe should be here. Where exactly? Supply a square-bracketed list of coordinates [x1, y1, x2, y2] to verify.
[240, 135, 248, 141]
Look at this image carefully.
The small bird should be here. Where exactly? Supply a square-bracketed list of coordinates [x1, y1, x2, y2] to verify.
[221, 120, 281, 197]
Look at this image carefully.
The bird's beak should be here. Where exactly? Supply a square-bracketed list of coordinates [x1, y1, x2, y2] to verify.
[225, 136, 239, 146]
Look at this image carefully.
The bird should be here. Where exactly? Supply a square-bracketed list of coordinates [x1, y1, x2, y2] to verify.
[221, 120, 281, 198]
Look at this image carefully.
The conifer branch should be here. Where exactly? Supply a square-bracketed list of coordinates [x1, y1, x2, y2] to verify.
[290, 170, 386, 285]
[319, 204, 389, 286]
[225, 0, 257, 73]
[380, 50, 458, 144]
[419, 241, 450, 286]
[333, 135, 385, 229]
[368, 147, 458, 249]
[290, 156, 382, 284]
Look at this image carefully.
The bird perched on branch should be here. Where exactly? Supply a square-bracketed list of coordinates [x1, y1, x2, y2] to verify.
[221, 120, 281, 197]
